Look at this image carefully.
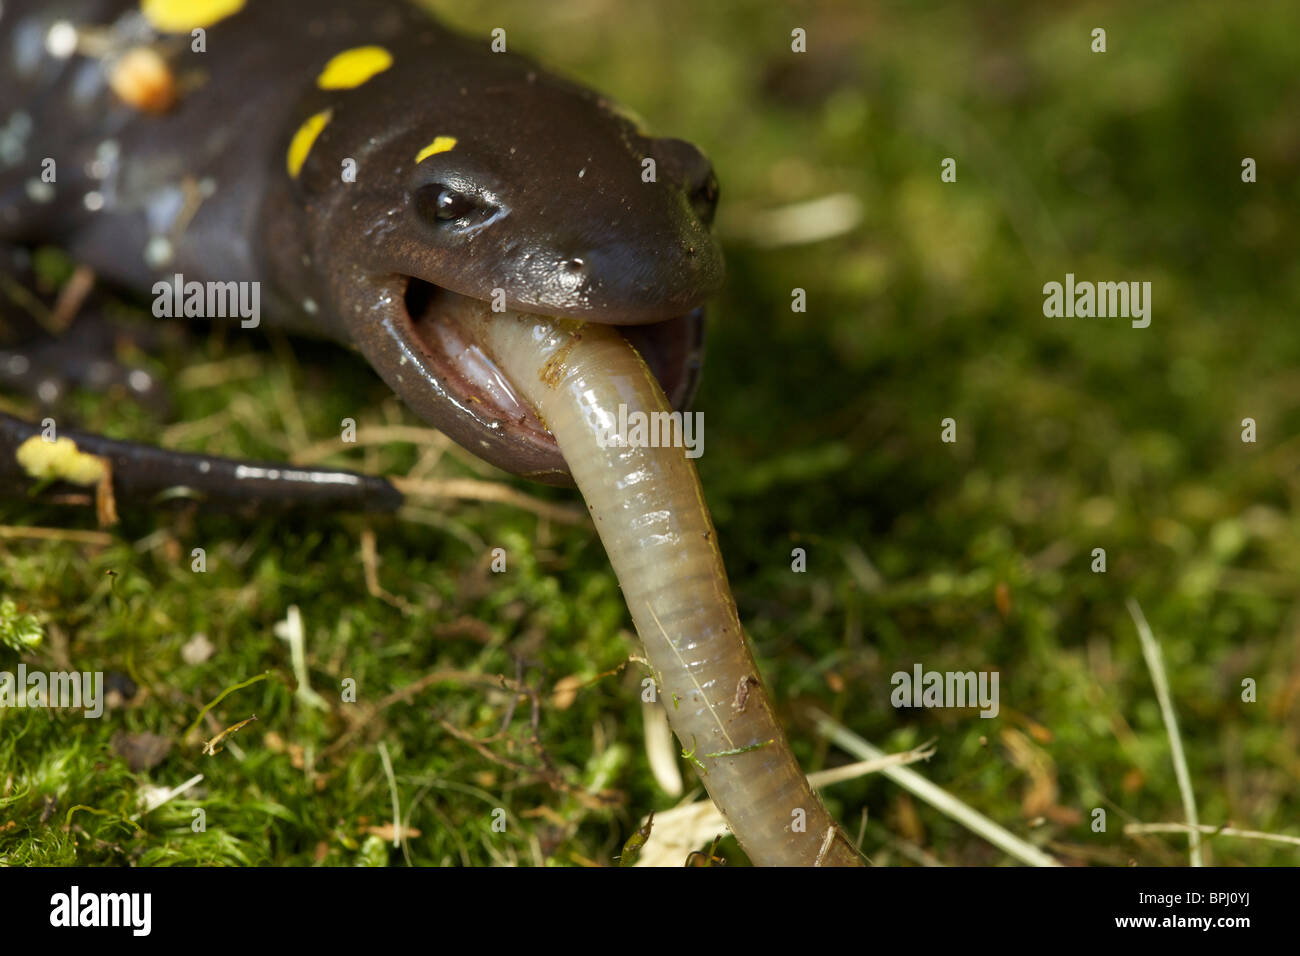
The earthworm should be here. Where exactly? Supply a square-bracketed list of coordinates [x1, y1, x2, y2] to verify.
[459, 300, 863, 867]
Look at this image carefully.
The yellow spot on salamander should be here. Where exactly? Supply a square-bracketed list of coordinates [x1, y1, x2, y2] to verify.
[108, 46, 177, 113]
[414, 136, 457, 164]
[141, 0, 246, 33]
[287, 108, 332, 178]
[16, 435, 108, 486]
[316, 45, 393, 90]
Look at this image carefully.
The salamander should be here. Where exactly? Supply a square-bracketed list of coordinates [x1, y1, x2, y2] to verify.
[0, 0, 723, 507]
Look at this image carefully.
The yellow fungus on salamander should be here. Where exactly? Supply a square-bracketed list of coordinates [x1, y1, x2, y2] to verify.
[16, 435, 108, 486]
[414, 136, 458, 164]
[316, 45, 393, 90]
[140, 0, 246, 33]
[287, 108, 332, 178]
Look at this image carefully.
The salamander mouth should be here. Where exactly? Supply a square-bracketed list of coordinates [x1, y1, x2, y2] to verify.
[395, 276, 705, 482]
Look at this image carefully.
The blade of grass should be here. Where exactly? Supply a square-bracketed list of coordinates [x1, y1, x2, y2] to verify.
[378, 741, 403, 848]
[1127, 598, 1202, 867]
[810, 710, 1060, 867]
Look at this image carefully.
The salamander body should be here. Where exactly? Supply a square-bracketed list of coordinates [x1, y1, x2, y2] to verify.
[0, 0, 722, 495]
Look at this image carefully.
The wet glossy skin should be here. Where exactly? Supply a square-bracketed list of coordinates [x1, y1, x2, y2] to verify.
[0, 0, 723, 485]
[0, 409, 403, 511]
[287, 50, 723, 322]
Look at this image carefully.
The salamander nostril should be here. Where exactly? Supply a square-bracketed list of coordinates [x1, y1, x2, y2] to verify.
[557, 255, 588, 292]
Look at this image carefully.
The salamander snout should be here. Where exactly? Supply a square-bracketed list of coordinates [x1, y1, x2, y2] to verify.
[382, 102, 724, 324]
[527, 137, 724, 322]
[532, 207, 723, 324]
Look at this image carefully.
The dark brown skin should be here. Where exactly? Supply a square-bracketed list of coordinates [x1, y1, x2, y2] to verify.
[0, 0, 722, 487]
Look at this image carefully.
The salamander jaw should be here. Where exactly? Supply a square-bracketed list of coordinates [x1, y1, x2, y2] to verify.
[355, 273, 705, 484]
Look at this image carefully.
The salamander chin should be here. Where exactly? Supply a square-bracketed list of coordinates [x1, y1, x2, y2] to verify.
[399, 276, 704, 471]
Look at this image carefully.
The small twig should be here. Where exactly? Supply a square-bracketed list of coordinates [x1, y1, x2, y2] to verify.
[359, 526, 415, 614]
[810, 746, 938, 787]
[49, 264, 95, 332]
[290, 425, 451, 465]
[810, 709, 1060, 867]
[1127, 599, 1202, 867]
[438, 718, 616, 810]
[523, 671, 557, 776]
[1125, 822, 1300, 848]
[432, 616, 496, 645]
[0, 525, 114, 546]
[392, 477, 585, 525]
[496, 658, 525, 737]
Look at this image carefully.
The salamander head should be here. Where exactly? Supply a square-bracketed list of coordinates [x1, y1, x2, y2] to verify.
[297, 53, 723, 483]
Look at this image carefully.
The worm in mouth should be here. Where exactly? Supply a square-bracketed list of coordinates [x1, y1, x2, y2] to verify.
[399, 277, 705, 479]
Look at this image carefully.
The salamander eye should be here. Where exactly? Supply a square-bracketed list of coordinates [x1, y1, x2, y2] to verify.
[414, 183, 479, 223]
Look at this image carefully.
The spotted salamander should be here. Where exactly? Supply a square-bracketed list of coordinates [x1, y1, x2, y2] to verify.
[0, 0, 723, 510]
